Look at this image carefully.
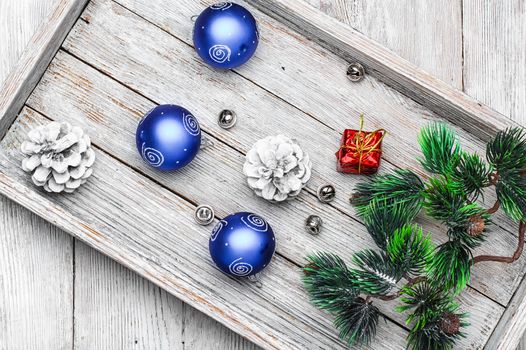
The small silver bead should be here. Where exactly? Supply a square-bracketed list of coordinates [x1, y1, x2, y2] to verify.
[347, 62, 365, 82]
[317, 184, 336, 203]
[305, 215, 323, 235]
[218, 110, 237, 129]
[194, 205, 215, 225]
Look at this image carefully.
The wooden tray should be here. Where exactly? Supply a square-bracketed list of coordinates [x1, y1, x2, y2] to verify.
[0, 0, 524, 348]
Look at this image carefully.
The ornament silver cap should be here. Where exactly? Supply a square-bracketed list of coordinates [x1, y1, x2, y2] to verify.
[248, 273, 263, 288]
[305, 215, 323, 235]
[194, 205, 215, 225]
[317, 184, 336, 203]
[218, 110, 237, 129]
[347, 62, 365, 82]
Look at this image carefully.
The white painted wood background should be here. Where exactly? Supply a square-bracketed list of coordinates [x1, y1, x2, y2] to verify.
[0, 0, 524, 349]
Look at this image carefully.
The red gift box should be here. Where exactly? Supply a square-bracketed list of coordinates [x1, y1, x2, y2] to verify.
[336, 119, 385, 174]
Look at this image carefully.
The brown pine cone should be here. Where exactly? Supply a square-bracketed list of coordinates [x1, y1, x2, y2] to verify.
[440, 313, 460, 335]
[467, 215, 485, 237]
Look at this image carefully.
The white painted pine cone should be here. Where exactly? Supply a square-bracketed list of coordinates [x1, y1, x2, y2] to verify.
[20, 121, 95, 193]
[243, 135, 312, 202]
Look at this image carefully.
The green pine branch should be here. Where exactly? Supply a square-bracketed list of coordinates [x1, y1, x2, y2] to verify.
[352, 250, 403, 295]
[333, 297, 381, 347]
[351, 169, 425, 217]
[406, 311, 468, 350]
[302, 122, 526, 349]
[486, 127, 526, 172]
[495, 169, 526, 222]
[302, 253, 382, 347]
[397, 281, 454, 330]
[302, 253, 359, 313]
[418, 122, 461, 175]
[451, 152, 492, 201]
[427, 241, 472, 294]
[363, 199, 421, 250]
[386, 225, 434, 277]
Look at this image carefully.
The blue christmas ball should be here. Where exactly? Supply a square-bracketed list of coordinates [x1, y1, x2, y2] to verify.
[136, 104, 201, 171]
[209, 212, 275, 277]
[193, 2, 259, 69]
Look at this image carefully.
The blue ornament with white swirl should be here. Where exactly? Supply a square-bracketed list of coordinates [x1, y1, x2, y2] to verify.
[193, 2, 259, 69]
[136, 104, 201, 171]
[209, 212, 275, 277]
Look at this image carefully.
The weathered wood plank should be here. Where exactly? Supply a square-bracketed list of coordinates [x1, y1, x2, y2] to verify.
[60, 0, 523, 307]
[0, 0, 56, 84]
[0, 0, 89, 139]
[0, 195, 73, 349]
[248, 0, 515, 142]
[182, 305, 260, 350]
[0, 109, 411, 350]
[0, 2, 74, 350]
[74, 241, 184, 350]
[486, 274, 526, 350]
[302, 0, 463, 88]
[463, 0, 526, 126]
[25, 48, 503, 348]
[105, 0, 519, 241]
[463, 1, 526, 348]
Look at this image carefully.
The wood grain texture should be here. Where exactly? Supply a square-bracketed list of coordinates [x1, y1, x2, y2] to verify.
[24, 0, 507, 345]
[62, 0, 522, 308]
[0, 195, 73, 349]
[0, 0, 524, 348]
[0, 0, 89, 139]
[0, 1, 251, 349]
[0, 2, 74, 350]
[1, 109, 411, 350]
[463, 1, 526, 347]
[463, 0, 526, 125]
[249, 0, 515, 142]
[107, 0, 519, 242]
[0, 0, 55, 83]
[182, 305, 259, 350]
[486, 273, 526, 350]
[25, 47, 504, 348]
[74, 241, 184, 350]
[303, 0, 463, 88]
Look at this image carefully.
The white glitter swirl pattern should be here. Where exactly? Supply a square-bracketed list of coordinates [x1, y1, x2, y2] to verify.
[210, 2, 232, 10]
[209, 44, 231, 64]
[141, 142, 164, 167]
[183, 113, 200, 136]
[211, 220, 227, 241]
[229, 258, 253, 277]
[241, 214, 268, 232]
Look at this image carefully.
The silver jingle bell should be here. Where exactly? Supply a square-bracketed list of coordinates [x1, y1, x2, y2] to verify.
[305, 215, 323, 235]
[317, 184, 336, 203]
[194, 205, 215, 225]
[347, 62, 365, 82]
[218, 110, 237, 129]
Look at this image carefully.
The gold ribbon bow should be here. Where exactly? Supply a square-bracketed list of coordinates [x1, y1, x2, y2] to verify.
[340, 115, 386, 173]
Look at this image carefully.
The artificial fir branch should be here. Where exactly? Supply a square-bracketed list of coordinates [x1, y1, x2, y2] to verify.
[303, 122, 526, 349]
[418, 122, 461, 175]
[350, 169, 425, 217]
[363, 200, 421, 250]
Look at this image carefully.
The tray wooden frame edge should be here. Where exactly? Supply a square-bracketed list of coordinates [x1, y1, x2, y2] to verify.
[0, 0, 523, 348]
[251, 0, 516, 142]
[0, 0, 90, 139]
